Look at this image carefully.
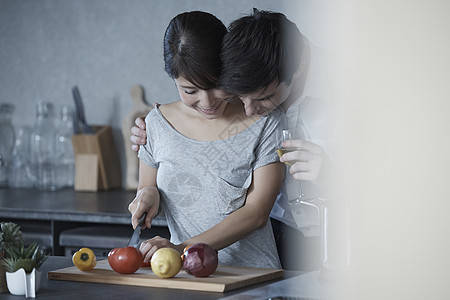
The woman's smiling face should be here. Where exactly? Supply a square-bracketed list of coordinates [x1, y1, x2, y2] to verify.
[175, 76, 231, 119]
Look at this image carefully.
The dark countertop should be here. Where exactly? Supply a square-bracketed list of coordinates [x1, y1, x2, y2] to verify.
[0, 188, 341, 299]
[0, 256, 336, 300]
[0, 187, 167, 226]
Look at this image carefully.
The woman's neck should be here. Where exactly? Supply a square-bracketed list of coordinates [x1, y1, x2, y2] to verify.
[161, 101, 259, 141]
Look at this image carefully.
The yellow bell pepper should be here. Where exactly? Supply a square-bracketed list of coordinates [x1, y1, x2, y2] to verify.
[72, 247, 97, 271]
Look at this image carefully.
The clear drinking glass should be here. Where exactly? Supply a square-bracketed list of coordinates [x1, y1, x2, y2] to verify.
[9, 126, 34, 188]
[30, 102, 58, 191]
[54, 105, 75, 189]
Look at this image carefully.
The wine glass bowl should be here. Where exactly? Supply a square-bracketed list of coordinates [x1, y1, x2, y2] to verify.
[276, 129, 302, 167]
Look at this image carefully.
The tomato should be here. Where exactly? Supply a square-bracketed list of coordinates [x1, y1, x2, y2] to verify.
[108, 247, 143, 274]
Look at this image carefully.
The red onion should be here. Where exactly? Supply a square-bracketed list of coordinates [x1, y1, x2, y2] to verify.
[183, 243, 218, 277]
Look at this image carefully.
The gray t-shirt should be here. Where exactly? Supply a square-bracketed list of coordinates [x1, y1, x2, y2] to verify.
[138, 105, 284, 269]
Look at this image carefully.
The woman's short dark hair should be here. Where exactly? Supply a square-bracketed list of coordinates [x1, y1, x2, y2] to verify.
[219, 8, 308, 95]
[164, 11, 227, 90]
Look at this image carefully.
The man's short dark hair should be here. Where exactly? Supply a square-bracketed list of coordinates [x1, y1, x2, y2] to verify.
[219, 8, 307, 95]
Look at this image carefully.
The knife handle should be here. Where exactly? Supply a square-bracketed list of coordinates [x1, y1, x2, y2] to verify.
[72, 85, 94, 134]
[137, 212, 147, 228]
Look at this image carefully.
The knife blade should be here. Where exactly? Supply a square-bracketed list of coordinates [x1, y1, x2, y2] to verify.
[128, 213, 147, 248]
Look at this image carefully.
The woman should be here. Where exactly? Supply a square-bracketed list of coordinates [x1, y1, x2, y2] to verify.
[129, 11, 285, 269]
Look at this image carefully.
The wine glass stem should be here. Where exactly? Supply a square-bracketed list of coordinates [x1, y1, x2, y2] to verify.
[298, 181, 304, 199]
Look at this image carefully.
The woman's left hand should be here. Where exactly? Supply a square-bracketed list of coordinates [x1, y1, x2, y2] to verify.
[279, 139, 325, 182]
[139, 236, 184, 263]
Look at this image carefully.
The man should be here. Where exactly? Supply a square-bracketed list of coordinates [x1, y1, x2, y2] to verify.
[131, 9, 334, 271]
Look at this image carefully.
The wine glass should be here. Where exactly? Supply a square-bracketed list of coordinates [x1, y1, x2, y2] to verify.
[276, 129, 348, 282]
[276, 128, 321, 243]
[276, 129, 304, 201]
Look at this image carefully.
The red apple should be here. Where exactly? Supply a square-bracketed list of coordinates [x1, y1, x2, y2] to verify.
[182, 243, 218, 277]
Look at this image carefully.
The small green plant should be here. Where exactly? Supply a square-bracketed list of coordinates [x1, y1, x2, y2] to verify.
[0, 222, 23, 253]
[2, 243, 47, 273]
[0, 222, 47, 273]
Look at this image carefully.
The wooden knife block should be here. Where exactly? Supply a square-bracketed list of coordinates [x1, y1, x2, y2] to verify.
[71, 126, 121, 191]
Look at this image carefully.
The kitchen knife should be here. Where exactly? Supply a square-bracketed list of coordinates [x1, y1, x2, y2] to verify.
[127, 213, 147, 248]
[72, 86, 94, 134]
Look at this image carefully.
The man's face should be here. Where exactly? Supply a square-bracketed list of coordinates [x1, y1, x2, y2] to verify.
[238, 80, 293, 116]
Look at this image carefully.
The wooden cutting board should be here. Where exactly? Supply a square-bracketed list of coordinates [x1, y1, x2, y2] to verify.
[48, 260, 284, 292]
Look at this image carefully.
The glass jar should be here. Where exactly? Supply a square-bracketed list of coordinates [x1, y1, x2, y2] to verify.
[54, 105, 75, 189]
[9, 126, 35, 188]
[0, 103, 15, 187]
[30, 102, 57, 191]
